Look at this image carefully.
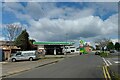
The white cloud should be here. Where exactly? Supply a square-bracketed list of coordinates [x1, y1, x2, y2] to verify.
[3, 2, 117, 21]
[3, 2, 24, 12]
[111, 39, 119, 44]
[101, 14, 118, 35]
[2, 2, 118, 43]
[3, 2, 94, 20]
[86, 2, 118, 18]
[28, 13, 118, 42]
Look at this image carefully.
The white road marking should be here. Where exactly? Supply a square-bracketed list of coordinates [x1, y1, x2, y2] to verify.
[114, 61, 120, 63]
[0, 62, 8, 64]
[103, 58, 109, 66]
[107, 60, 112, 65]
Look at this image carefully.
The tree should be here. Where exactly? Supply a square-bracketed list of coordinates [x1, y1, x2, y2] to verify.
[29, 39, 37, 50]
[95, 45, 101, 50]
[115, 42, 120, 51]
[3, 23, 22, 41]
[14, 29, 29, 51]
[94, 38, 111, 51]
[29, 39, 36, 44]
[3, 24, 22, 60]
[107, 42, 114, 51]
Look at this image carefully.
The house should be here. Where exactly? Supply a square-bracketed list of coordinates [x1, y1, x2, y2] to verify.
[0, 41, 21, 61]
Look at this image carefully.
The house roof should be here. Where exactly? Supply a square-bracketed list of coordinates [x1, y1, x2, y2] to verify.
[33, 42, 74, 45]
[0, 46, 21, 50]
[0, 41, 14, 46]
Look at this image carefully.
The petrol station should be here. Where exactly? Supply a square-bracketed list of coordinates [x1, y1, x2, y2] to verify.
[33, 42, 74, 55]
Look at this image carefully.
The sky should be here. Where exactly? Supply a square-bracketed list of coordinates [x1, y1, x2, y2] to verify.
[1, 1, 119, 46]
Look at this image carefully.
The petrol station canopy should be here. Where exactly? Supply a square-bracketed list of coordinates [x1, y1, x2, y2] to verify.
[33, 42, 74, 45]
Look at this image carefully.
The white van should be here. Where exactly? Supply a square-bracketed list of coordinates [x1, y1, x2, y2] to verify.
[10, 50, 39, 62]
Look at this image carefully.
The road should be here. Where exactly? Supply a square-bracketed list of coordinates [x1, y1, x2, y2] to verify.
[2, 58, 63, 77]
[104, 52, 120, 77]
[5, 53, 105, 78]
[2, 54, 78, 77]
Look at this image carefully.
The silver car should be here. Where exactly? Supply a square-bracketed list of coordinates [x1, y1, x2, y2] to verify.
[10, 51, 39, 62]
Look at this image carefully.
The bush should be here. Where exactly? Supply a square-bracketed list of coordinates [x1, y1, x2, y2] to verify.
[100, 52, 109, 57]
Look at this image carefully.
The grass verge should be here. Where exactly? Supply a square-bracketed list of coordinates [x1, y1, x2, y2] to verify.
[100, 52, 109, 57]
[108, 67, 120, 80]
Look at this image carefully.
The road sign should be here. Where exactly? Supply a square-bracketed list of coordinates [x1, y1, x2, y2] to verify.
[80, 40, 85, 44]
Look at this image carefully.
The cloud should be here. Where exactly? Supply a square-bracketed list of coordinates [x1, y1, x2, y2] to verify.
[86, 2, 118, 19]
[2, 2, 33, 21]
[2, 0, 120, 2]
[102, 14, 118, 35]
[28, 13, 118, 41]
[0, 24, 5, 40]
[24, 2, 94, 20]
[3, 2, 24, 12]
[3, 2, 118, 22]
[111, 39, 119, 44]
[2, 2, 118, 43]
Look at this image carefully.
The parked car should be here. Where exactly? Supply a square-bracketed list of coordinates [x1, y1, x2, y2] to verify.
[109, 50, 117, 53]
[95, 51, 100, 55]
[10, 50, 39, 62]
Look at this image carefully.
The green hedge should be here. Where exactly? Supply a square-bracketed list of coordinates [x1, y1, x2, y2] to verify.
[100, 52, 109, 57]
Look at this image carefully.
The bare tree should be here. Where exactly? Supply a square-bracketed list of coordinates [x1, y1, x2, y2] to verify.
[3, 24, 22, 41]
[3, 24, 22, 60]
[94, 38, 111, 50]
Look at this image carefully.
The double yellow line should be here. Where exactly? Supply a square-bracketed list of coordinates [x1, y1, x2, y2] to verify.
[103, 65, 111, 80]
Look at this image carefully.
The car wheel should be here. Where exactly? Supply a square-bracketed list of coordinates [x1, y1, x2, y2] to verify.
[12, 58, 16, 62]
[29, 57, 33, 61]
[95, 52, 97, 55]
[80, 53, 82, 55]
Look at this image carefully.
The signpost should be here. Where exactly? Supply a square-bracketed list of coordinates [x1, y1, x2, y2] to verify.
[79, 40, 88, 54]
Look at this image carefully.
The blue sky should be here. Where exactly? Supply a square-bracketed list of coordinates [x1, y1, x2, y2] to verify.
[1, 2, 119, 46]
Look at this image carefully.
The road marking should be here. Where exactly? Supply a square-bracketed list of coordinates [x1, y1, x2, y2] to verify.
[107, 60, 112, 65]
[104, 66, 111, 80]
[103, 66, 107, 80]
[103, 66, 112, 80]
[114, 61, 120, 63]
[103, 58, 109, 66]
[0, 62, 8, 64]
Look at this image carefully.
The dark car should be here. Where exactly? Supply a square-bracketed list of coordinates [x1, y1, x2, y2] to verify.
[110, 50, 117, 53]
[95, 51, 100, 55]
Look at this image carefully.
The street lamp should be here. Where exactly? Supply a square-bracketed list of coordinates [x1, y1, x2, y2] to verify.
[65, 33, 68, 58]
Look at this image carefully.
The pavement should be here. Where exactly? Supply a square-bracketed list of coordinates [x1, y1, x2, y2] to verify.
[1, 53, 79, 78]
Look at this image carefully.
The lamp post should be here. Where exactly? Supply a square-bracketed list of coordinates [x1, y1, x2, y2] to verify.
[65, 33, 68, 58]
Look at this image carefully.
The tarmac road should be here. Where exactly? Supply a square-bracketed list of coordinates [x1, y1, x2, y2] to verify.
[5, 53, 105, 78]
